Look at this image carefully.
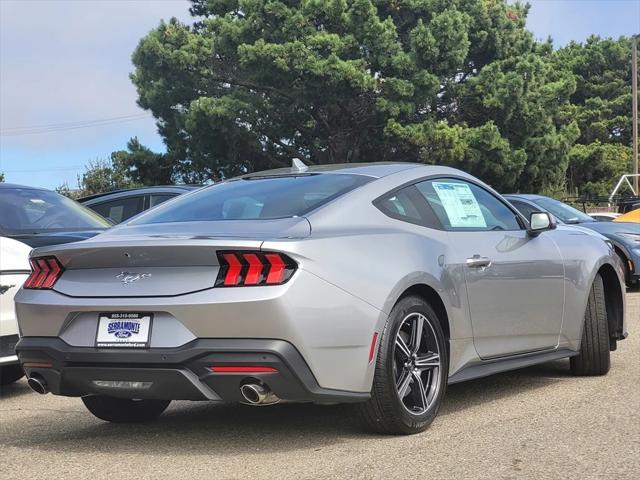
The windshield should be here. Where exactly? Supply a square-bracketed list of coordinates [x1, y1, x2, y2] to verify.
[533, 197, 595, 224]
[130, 173, 373, 225]
[0, 187, 111, 235]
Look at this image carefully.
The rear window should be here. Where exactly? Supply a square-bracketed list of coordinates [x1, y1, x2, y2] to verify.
[0, 188, 111, 235]
[130, 174, 372, 225]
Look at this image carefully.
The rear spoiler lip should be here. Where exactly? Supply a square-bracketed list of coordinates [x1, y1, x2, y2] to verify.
[30, 218, 313, 261]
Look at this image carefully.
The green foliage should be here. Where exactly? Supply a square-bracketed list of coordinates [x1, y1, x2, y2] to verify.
[555, 36, 636, 197]
[60, 138, 170, 197]
[55, 183, 78, 199]
[567, 142, 631, 197]
[556, 36, 633, 145]
[111, 137, 174, 186]
[0, 172, 4, 183]
[74, 159, 138, 197]
[130, 0, 579, 192]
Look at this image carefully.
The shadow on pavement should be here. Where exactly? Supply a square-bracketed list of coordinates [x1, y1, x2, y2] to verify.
[1, 359, 572, 454]
[0, 377, 32, 399]
[442, 359, 569, 416]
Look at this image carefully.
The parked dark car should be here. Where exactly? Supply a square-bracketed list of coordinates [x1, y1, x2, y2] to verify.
[505, 194, 640, 287]
[617, 198, 640, 214]
[0, 183, 112, 248]
[79, 185, 200, 224]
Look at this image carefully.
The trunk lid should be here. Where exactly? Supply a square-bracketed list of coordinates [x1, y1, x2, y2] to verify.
[32, 218, 309, 297]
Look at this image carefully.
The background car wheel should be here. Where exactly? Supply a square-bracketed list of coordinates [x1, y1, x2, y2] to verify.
[82, 395, 171, 423]
[570, 273, 610, 376]
[357, 295, 448, 435]
[0, 365, 25, 386]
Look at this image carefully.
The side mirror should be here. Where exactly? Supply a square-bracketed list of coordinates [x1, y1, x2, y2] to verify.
[528, 212, 557, 236]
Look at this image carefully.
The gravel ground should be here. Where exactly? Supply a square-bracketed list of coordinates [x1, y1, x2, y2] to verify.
[1, 291, 638, 480]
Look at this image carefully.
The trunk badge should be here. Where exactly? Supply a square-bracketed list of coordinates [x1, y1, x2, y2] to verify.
[116, 272, 152, 284]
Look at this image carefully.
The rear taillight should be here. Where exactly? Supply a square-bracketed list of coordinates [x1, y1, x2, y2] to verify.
[215, 251, 297, 287]
[24, 257, 64, 289]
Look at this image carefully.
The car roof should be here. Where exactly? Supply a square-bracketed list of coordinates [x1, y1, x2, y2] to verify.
[0, 183, 49, 191]
[78, 185, 200, 203]
[503, 194, 546, 201]
[242, 162, 424, 179]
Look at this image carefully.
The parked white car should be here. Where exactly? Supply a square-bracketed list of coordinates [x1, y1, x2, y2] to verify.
[0, 236, 31, 386]
[0, 183, 111, 387]
[590, 212, 621, 222]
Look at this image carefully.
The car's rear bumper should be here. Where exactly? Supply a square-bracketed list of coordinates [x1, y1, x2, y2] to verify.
[14, 269, 384, 392]
[16, 337, 370, 403]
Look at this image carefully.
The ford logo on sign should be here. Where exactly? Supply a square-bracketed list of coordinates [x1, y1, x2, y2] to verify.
[107, 320, 141, 338]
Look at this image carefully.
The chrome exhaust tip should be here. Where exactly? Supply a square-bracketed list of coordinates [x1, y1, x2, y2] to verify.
[240, 383, 279, 405]
[27, 376, 49, 395]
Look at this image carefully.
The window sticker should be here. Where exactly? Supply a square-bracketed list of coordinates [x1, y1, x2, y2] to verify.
[432, 182, 487, 228]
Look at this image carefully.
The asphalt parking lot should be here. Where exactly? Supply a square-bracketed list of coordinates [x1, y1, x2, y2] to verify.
[1, 291, 638, 480]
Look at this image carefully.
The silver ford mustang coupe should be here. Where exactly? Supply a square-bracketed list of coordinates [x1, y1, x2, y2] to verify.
[14, 163, 627, 434]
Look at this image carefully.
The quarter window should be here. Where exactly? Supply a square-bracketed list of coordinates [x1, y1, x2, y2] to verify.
[375, 185, 442, 229]
[91, 196, 144, 224]
[377, 188, 423, 223]
[415, 179, 521, 231]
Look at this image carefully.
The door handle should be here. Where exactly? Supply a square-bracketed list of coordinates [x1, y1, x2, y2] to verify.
[466, 255, 492, 269]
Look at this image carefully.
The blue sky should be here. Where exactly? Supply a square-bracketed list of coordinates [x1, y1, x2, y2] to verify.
[1, 0, 639, 189]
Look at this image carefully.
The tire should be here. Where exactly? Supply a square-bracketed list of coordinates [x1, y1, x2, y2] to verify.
[82, 395, 171, 423]
[357, 295, 448, 435]
[570, 273, 610, 376]
[0, 364, 25, 386]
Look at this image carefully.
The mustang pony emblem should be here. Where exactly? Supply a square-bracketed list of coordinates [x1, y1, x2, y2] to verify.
[116, 272, 152, 284]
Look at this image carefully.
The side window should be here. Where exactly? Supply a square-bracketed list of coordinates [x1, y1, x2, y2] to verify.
[91, 196, 144, 224]
[415, 179, 521, 231]
[375, 185, 442, 228]
[149, 194, 177, 208]
[508, 200, 538, 224]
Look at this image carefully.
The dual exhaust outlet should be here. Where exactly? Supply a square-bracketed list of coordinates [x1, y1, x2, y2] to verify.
[27, 375, 49, 395]
[240, 383, 280, 405]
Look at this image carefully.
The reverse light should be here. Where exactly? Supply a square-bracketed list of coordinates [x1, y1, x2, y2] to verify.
[215, 251, 297, 287]
[24, 257, 64, 289]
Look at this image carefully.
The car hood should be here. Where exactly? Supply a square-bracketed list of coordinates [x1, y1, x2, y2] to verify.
[9, 229, 106, 248]
[556, 224, 608, 240]
[577, 221, 639, 236]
